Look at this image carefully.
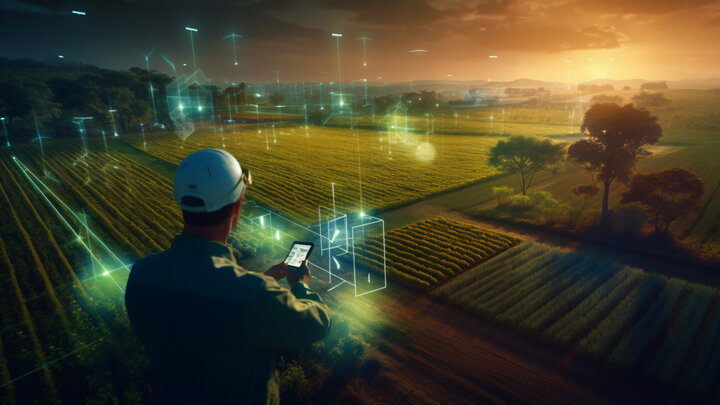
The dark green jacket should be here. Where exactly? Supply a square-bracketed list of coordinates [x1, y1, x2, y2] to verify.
[125, 235, 331, 404]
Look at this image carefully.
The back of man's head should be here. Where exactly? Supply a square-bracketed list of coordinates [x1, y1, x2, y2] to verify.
[174, 149, 251, 227]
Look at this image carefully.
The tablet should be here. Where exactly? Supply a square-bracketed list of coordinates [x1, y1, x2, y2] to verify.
[284, 241, 314, 269]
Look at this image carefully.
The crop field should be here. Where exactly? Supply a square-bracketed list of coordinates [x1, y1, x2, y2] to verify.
[8, 140, 183, 260]
[434, 242, 720, 398]
[352, 217, 519, 289]
[0, 141, 379, 404]
[123, 125, 503, 223]
[327, 108, 579, 137]
[0, 148, 153, 404]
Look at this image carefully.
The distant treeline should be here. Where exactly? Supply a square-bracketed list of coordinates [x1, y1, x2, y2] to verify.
[0, 58, 255, 142]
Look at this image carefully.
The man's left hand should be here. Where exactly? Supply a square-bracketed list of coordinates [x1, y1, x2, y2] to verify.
[264, 262, 287, 281]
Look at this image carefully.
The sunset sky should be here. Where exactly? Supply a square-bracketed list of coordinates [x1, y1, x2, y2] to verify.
[1, 0, 719, 84]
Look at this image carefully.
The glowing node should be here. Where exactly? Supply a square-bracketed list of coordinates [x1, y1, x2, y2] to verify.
[360, 212, 366, 217]
[178, 104, 184, 110]
[275, 230, 280, 241]
[415, 142, 436, 163]
[234, 61, 238, 66]
[103, 270, 110, 276]
[198, 106, 203, 111]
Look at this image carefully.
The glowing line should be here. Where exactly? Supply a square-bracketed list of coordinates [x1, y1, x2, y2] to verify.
[0, 338, 104, 389]
[71, 10, 86, 15]
[307, 261, 353, 285]
[327, 280, 348, 292]
[15, 160, 108, 269]
[332, 256, 340, 269]
[13, 158, 131, 271]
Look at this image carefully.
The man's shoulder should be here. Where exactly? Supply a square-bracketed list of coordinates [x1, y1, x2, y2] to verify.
[129, 249, 172, 280]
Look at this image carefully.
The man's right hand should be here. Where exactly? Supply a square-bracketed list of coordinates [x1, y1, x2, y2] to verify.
[286, 260, 311, 288]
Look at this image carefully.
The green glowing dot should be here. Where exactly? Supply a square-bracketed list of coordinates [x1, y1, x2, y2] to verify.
[103, 270, 110, 276]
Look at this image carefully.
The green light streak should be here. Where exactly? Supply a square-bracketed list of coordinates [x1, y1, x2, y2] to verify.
[13, 157, 131, 283]
[0, 338, 104, 389]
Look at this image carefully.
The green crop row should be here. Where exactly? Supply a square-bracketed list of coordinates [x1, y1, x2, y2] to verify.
[353, 217, 519, 289]
[433, 241, 720, 398]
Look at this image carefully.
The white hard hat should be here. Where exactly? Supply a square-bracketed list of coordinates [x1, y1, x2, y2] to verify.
[174, 149, 251, 213]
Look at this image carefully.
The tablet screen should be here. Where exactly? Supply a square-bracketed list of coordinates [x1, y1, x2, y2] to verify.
[284, 243, 312, 268]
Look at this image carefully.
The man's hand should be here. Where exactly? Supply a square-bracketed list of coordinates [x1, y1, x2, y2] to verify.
[286, 260, 311, 288]
[264, 262, 287, 281]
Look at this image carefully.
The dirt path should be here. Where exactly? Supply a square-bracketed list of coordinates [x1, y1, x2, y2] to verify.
[341, 285, 678, 404]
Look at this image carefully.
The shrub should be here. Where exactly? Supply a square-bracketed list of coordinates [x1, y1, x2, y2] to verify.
[492, 186, 514, 206]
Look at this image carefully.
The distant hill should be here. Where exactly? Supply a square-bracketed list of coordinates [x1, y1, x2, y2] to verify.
[586, 77, 720, 90]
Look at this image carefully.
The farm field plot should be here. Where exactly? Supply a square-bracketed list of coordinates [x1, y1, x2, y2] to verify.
[0, 149, 153, 404]
[124, 125, 503, 223]
[352, 217, 519, 289]
[327, 109, 579, 138]
[8, 140, 184, 260]
[435, 242, 720, 399]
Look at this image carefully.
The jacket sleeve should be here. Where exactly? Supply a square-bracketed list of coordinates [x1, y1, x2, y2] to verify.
[251, 277, 332, 349]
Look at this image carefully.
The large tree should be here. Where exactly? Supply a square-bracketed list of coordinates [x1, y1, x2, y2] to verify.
[620, 168, 704, 234]
[489, 135, 565, 195]
[568, 103, 662, 228]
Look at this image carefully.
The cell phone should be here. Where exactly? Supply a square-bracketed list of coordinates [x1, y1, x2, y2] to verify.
[284, 241, 314, 270]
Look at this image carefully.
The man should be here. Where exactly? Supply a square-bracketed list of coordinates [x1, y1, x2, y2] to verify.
[125, 149, 331, 404]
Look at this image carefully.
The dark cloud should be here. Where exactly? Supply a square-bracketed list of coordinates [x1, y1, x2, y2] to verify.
[576, 0, 718, 14]
[0, 0, 717, 82]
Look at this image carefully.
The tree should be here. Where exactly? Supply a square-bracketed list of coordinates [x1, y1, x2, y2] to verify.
[590, 94, 622, 105]
[620, 168, 704, 234]
[632, 91, 671, 108]
[568, 103, 662, 228]
[622, 85, 631, 91]
[640, 81, 668, 91]
[113, 87, 137, 133]
[489, 136, 565, 195]
[571, 184, 600, 212]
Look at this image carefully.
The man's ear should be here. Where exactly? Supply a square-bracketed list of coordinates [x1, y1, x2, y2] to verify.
[231, 198, 243, 217]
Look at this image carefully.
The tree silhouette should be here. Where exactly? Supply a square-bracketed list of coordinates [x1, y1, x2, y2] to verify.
[632, 91, 671, 108]
[489, 135, 565, 195]
[568, 103, 662, 228]
[621, 168, 704, 234]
